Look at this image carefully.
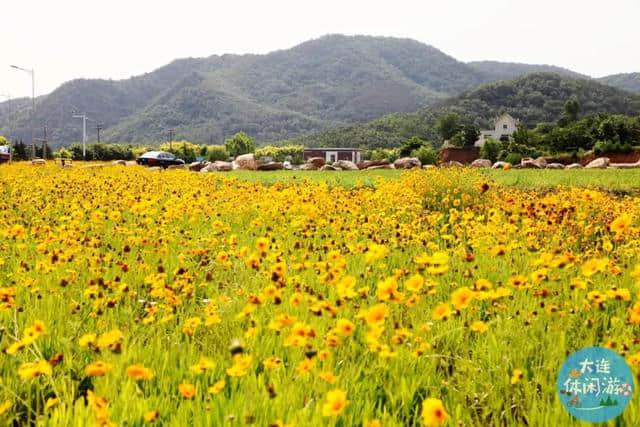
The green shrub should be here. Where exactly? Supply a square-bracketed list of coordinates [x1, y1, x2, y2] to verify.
[503, 153, 523, 165]
[225, 132, 255, 158]
[55, 148, 72, 159]
[593, 140, 633, 155]
[411, 145, 437, 165]
[368, 148, 399, 162]
[479, 138, 501, 162]
[255, 145, 304, 164]
[206, 145, 230, 162]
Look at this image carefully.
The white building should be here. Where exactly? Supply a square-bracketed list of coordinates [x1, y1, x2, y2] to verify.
[475, 113, 520, 147]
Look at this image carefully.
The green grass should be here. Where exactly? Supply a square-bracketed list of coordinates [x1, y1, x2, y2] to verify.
[228, 169, 640, 192]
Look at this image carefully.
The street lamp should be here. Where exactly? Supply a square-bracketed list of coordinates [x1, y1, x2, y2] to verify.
[10, 65, 35, 159]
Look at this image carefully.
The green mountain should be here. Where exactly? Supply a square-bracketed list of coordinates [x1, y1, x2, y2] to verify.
[597, 73, 640, 94]
[290, 73, 640, 148]
[467, 60, 588, 81]
[0, 35, 637, 147]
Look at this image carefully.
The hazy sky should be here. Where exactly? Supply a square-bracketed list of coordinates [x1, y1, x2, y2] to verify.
[2, 0, 639, 99]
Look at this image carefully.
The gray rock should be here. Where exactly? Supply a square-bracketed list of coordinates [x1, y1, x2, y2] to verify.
[394, 157, 422, 169]
[334, 160, 358, 170]
[443, 161, 464, 168]
[470, 159, 492, 168]
[320, 164, 339, 171]
[112, 160, 127, 166]
[358, 159, 389, 169]
[235, 153, 257, 170]
[366, 164, 395, 170]
[257, 161, 284, 171]
[306, 157, 325, 168]
[298, 163, 318, 170]
[189, 161, 207, 171]
[491, 161, 511, 169]
[609, 160, 640, 169]
[566, 163, 583, 169]
[585, 157, 610, 169]
[521, 157, 547, 169]
[546, 163, 565, 169]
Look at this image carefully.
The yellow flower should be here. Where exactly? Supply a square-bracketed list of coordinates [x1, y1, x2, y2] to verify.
[178, 383, 196, 399]
[0, 400, 12, 415]
[469, 320, 489, 333]
[208, 379, 226, 395]
[322, 389, 348, 417]
[85, 361, 112, 377]
[432, 303, 452, 321]
[363, 303, 389, 326]
[126, 364, 154, 381]
[318, 371, 338, 384]
[96, 329, 123, 352]
[451, 287, 474, 310]
[421, 397, 447, 426]
[510, 368, 524, 384]
[405, 274, 424, 293]
[18, 359, 52, 380]
[226, 354, 252, 377]
[144, 410, 159, 422]
[335, 318, 356, 337]
[263, 356, 282, 370]
[189, 357, 215, 374]
[610, 213, 632, 236]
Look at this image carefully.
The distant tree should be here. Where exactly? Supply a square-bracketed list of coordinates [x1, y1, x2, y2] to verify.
[411, 145, 437, 165]
[479, 138, 501, 162]
[13, 140, 27, 160]
[559, 96, 580, 125]
[511, 126, 535, 145]
[224, 132, 256, 158]
[400, 136, 426, 156]
[435, 113, 461, 141]
[450, 124, 480, 148]
[0, 135, 8, 146]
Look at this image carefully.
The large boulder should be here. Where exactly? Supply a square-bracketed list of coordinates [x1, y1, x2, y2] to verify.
[283, 161, 293, 170]
[358, 159, 389, 169]
[298, 163, 318, 170]
[470, 159, 492, 168]
[112, 160, 127, 166]
[491, 161, 511, 170]
[235, 153, 257, 170]
[189, 161, 207, 171]
[585, 157, 610, 169]
[334, 160, 358, 170]
[609, 160, 640, 169]
[521, 157, 547, 169]
[201, 161, 233, 172]
[566, 163, 583, 169]
[443, 161, 464, 168]
[546, 163, 565, 169]
[306, 157, 325, 168]
[422, 164, 436, 169]
[366, 164, 395, 170]
[31, 158, 45, 165]
[257, 161, 284, 171]
[320, 164, 339, 171]
[394, 157, 422, 169]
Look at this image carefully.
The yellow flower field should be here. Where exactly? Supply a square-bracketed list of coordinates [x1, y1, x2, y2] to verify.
[0, 163, 639, 426]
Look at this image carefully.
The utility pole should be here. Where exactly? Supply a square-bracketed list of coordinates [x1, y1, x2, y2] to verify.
[72, 113, 88, 159]
[168, 129, 174, 150]
[96, 123, 103, 143]
[10, 65, 35, 159]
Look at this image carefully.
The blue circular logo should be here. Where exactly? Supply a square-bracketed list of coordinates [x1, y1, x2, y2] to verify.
[557, 347, 634, 423]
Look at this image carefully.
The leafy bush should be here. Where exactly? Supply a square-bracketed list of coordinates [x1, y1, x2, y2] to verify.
[503, 152, 523, 165]
[411, 145, 437, 165]
[159, 140, 201, 163]
[593, 140, 633, 155]
[225, 132, 255, 158]
[255, 145, 304, 164]
[479, 138, 501, 162]
[69, 143, 136, 161]
[206, 145, 230, 162]
[367, 148, 399, 162]
[55, 148, 72, 159]
[400, 136, 427, 157]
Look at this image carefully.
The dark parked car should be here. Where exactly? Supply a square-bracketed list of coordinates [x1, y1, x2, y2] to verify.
[136, 151, 185, 168]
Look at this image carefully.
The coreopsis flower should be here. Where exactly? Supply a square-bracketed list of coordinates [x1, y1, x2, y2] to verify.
[208, 379, 226, 395]
[451, 287, 474, 310]
[18, 359, 52, 380]
[421, 398, 447, 426]
[404, 274, 424, 293]
[470, 320, 489, 333]
[432, 303, 452, 321]
[610, 213, 632, 236]
[144, 410, 159, 422]
[226, 354, 252, 377]
[318, 371, 338, 384]
[85, 361, 112, 377]
[362, 303, 389, 326]
[322, 389, 348, 417]
[263, 357, 282, 371]
[581, 258, 609, 277]
[96, 329, 124, 352]
[0, 400, 12, 415]
[126, 364, 154, 381]
[189, 357, 215, 374]
[511, 368, 524, 384]
[335, 319, 355, 337]
[178, 383, 196, 399]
